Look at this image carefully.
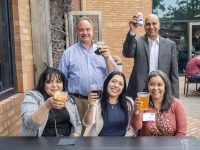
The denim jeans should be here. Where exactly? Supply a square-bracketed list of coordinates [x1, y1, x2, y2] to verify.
[189, 74, 200, 82]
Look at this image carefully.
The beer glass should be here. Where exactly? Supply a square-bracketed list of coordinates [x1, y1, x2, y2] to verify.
[54, 91, 67, 106]
[90, 84, 103, 99]
[137, 92, 150, 110]
[181, 139, 195, 150]
[94, 41, 105, 55]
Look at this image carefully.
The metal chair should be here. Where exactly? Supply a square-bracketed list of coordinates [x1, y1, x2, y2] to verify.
[184, 75, 200, 97]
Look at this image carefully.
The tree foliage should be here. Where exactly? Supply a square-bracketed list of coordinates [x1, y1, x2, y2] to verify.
[153, 0, 165, 12]
[153, 0, 200, 20]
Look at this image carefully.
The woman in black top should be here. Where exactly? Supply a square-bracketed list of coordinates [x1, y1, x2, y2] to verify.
[20, 67, 82, 136]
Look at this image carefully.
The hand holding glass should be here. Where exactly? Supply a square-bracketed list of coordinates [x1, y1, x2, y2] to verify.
[137, 92, 150, 110]
[90, 84, 103, 99]
[54, 91, 67, 106]
[95, 41, 105, 55]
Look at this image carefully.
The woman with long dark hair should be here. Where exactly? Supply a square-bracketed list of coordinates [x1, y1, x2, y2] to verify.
[20, 67, 82, 136]
[131, 70, 187, 136]
[83, 71, 134, 136]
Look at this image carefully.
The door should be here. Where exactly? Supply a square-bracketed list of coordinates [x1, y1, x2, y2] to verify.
[188, 22, 200, 58]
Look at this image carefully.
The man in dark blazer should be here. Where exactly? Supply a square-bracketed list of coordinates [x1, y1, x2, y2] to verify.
[123, 14, 179, 99]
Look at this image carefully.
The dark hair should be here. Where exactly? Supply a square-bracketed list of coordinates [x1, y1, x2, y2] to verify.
[144, 70, 173, 112]
[36, 67, 66, 99]
[101, 71, 128, 126]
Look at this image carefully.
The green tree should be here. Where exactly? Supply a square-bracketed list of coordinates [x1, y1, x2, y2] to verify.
[155, 0, 200, 20]
[153, 0, 165, 15]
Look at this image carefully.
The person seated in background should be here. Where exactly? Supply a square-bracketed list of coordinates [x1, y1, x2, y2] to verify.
[83, 71, 135, 136]
[20, 67, 82, 137]
[186, 51, 200, 94]
[130, 70, 187, 136]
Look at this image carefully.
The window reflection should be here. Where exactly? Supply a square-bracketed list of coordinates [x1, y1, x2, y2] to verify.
[153, 0, 200, 74]
[153, 0, 200, 20]
[0, 0, 16, 99]
[192, 25, 200, 53]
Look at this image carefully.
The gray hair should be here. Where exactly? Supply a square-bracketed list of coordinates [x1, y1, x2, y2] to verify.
[76, 17, 93, 28]
[144, 70, 173, 112]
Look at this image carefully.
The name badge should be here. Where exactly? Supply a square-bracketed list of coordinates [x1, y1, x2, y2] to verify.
[143, 113, 156, 121]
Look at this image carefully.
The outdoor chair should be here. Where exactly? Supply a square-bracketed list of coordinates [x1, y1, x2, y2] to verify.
[184, 74, 200, 97]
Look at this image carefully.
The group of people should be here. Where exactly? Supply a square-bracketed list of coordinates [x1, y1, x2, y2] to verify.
[20, 13, 187, 137]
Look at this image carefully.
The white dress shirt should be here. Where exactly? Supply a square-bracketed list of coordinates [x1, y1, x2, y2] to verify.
[148, 37, 159, 73]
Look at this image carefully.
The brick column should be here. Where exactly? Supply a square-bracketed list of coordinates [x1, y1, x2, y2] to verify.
[0, 0, 34, 136]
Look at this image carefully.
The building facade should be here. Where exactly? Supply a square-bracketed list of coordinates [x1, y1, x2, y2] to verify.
[153, 0, 200, 74]
[2, 0, 199, 137]
[0, 0, 151, 136]
[0, 0, 34, 135]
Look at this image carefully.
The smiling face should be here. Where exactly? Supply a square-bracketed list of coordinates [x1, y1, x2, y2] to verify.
[148, 75, 165, 101]
[76, 19, 93, 44]
[44, 74, 64, 96]
[144, 14, 160, 40]
[107, 75, 125, 99]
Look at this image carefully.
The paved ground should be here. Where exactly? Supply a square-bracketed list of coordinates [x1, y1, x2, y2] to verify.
[179, 76, 200, 139]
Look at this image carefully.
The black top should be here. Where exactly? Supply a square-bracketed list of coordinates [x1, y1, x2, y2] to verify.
[42, 108, 72, 136]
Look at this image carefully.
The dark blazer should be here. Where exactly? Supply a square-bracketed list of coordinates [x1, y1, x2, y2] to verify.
[123, 32, 179, 99]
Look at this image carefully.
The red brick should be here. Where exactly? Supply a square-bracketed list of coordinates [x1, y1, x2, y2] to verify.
[8, 120, 21, 136]
[0, 129, 8, 136]
[0, 114, 8, 124]
[7, 112, 20, 126]
[0, 121, 8, 133]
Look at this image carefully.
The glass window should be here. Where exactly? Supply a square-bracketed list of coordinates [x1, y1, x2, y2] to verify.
[0, 0, 17, 100]
[153, 0, 200, 20]
[153, 0, 200, 74]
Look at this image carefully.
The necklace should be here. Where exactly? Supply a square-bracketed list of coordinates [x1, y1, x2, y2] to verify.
[53, 110, 59, 136]
[109, 103, 118, 109]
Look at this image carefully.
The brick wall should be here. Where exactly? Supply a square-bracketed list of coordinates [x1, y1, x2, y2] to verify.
[0, 94, 24, 136]
[71, 0, 152, 79]
[0, 0, 34, 136]
[70, 0, 81, 11]
[0, 0, 151, 136]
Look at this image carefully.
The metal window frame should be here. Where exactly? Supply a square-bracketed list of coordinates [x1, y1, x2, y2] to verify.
[68, 11, 102, 45]
[188, 22, 200, 59]
[0, 0, 17, 100]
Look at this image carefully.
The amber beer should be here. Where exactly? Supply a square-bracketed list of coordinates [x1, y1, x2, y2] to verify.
[54, 91, 67, 106]
[137, 92, 150, 110]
